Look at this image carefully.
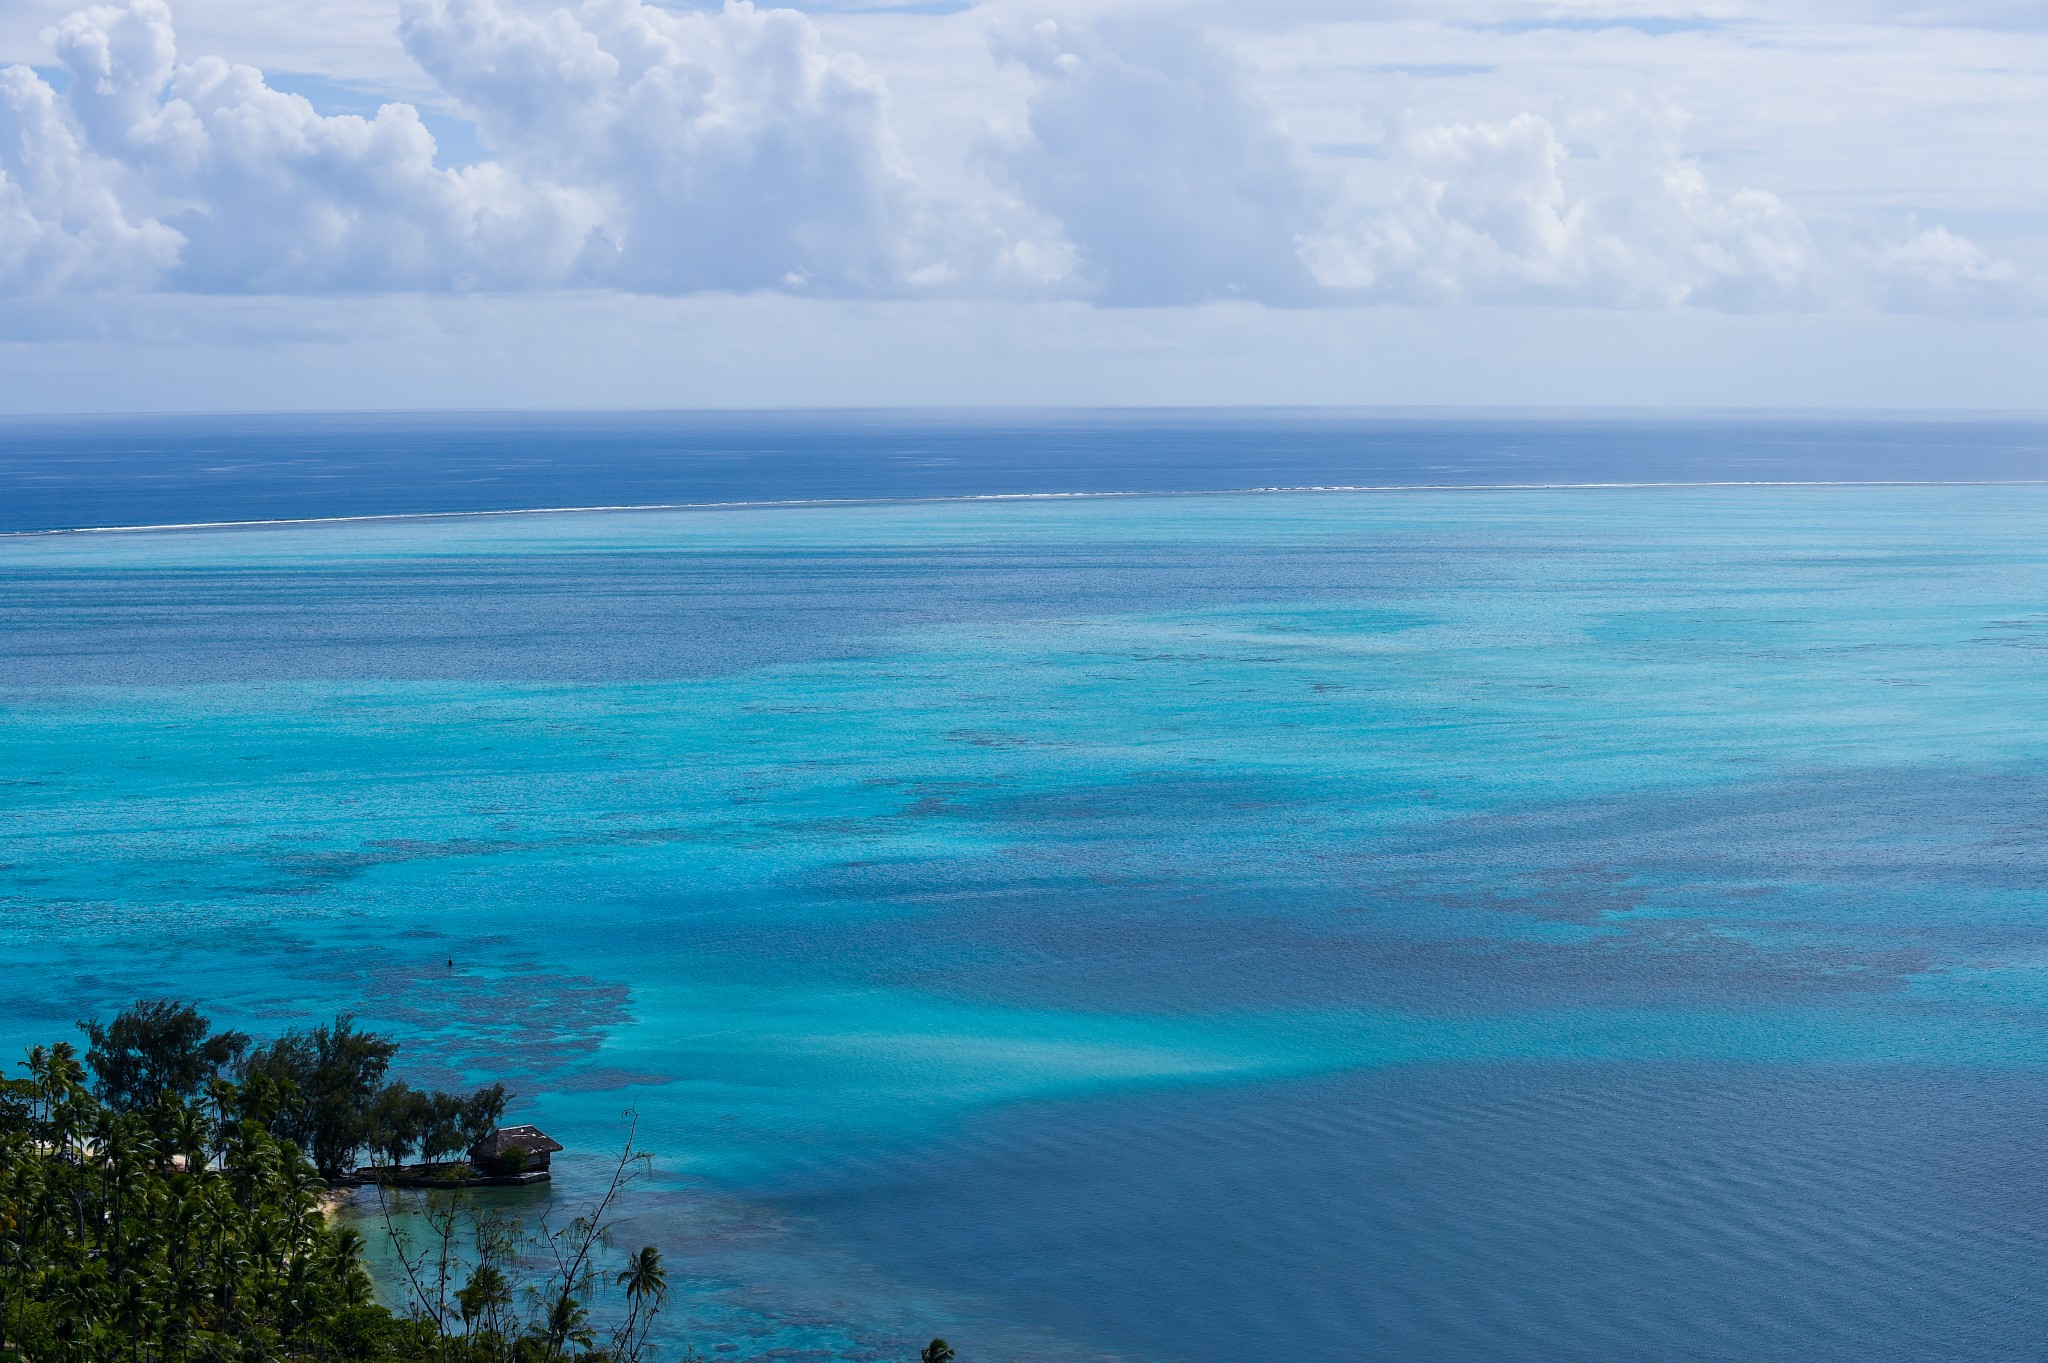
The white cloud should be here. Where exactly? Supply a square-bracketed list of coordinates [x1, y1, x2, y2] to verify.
[3, 0, 591, 292]
[398, 0, 933, 293]
[0, 0, 941, 294]
[0, 60, 181, 291]
[0, 0, 2039, 318]
[1305, 102, 1825, 310]
[977, 11, 2041, 315]
[1858, 221, 2046, 316]
[987, 14, 1331, 305]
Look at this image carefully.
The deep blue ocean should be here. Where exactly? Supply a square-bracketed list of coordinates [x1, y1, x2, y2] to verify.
[7, 412, 2048, 1361]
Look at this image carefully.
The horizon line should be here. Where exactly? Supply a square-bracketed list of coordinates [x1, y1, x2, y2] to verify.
[6, 403, 2048, 422]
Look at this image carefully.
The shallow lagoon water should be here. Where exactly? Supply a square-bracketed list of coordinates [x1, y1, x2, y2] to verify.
[8, 477, 2048, 1359]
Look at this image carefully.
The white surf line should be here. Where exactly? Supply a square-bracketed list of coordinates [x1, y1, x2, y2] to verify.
[6, 477, 2048, 538]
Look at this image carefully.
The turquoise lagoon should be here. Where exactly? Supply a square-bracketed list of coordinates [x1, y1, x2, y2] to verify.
[7, 484, 2048, 1359]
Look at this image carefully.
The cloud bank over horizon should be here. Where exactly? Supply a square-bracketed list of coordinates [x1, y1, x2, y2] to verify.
[1, 0, 2035, 315]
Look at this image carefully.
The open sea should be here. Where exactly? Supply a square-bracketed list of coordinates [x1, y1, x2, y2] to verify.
[7, 411, 2048, 1361]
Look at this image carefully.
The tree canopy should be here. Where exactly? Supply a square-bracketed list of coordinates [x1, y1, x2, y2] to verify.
[0, 1039, 416, 1363]
[2, 1002, 956, 1363]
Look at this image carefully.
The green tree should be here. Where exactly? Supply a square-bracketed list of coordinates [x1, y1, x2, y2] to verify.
[363, 1080, 500, 1173]
[0, 1034, 435, 1363]
[419, 1088, 472, 1164]
[458, 1263, 513, 1337]
[244, 1013, 400, 1178]
[542, 1291, 595, 1358]
[7, 1005, 720, 1363]
[367, 1081, 429, 1168]
[460, 1083, 510, 1151]
[79, 999, 248, 1115]
[611, 1246, 669, 1363]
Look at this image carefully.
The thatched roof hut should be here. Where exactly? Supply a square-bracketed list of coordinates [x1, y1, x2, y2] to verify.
[469, 1125, 563, 1177]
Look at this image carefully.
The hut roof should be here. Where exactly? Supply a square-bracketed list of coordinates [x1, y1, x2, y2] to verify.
[469, 1125, 563, 1159]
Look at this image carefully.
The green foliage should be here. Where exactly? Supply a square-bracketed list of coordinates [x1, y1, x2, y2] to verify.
[3, 1004, 950, 1363]
[362, 1111, 670, 1363]
[78, 1000, 248, 1118]
[361, 1083, 504, 1174]
[243, 1015, 400, 1180]
[232, 1013, 504, 1180]
[457, 1087, 508, 1159]
[0, 1040, 405, 1363]
[0, 1016, 649, 1363]
[611, 1249, 666, 1363]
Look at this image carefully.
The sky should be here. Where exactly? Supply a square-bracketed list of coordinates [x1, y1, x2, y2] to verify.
[2, 0, 2047, 411]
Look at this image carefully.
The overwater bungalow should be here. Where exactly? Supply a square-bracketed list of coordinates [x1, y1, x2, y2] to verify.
[469, 1124, 564, 1179]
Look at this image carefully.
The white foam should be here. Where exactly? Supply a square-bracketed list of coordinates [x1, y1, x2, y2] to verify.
[6, 477, 2045, 538]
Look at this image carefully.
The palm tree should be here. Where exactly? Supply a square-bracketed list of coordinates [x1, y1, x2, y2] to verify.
[611, 1245, 669, 1362]
[459, 1262, 513, 1338]
[3, 1009, 717, 1363]
[543, 1288, 596, 1359]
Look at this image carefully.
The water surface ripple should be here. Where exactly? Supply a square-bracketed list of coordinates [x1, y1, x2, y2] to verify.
[4, 424, 2048, 1360]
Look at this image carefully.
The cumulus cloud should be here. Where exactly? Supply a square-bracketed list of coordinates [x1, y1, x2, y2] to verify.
[0, 59, 181, 291]
[399, 0, 927, 293]
[10, 0, 591, 292]
[0, 0, 2037, 316]
[977, 14, 2035, 316]
[1856, 221, 2047, 315]
[988, 15, 1331, 306]
[0, 0, 934, 295]
[1304, 103, 1825, 310]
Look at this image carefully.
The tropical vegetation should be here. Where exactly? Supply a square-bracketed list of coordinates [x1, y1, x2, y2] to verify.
[0, 1001, 959, 1363]
[0, 1003, 654, 1363]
